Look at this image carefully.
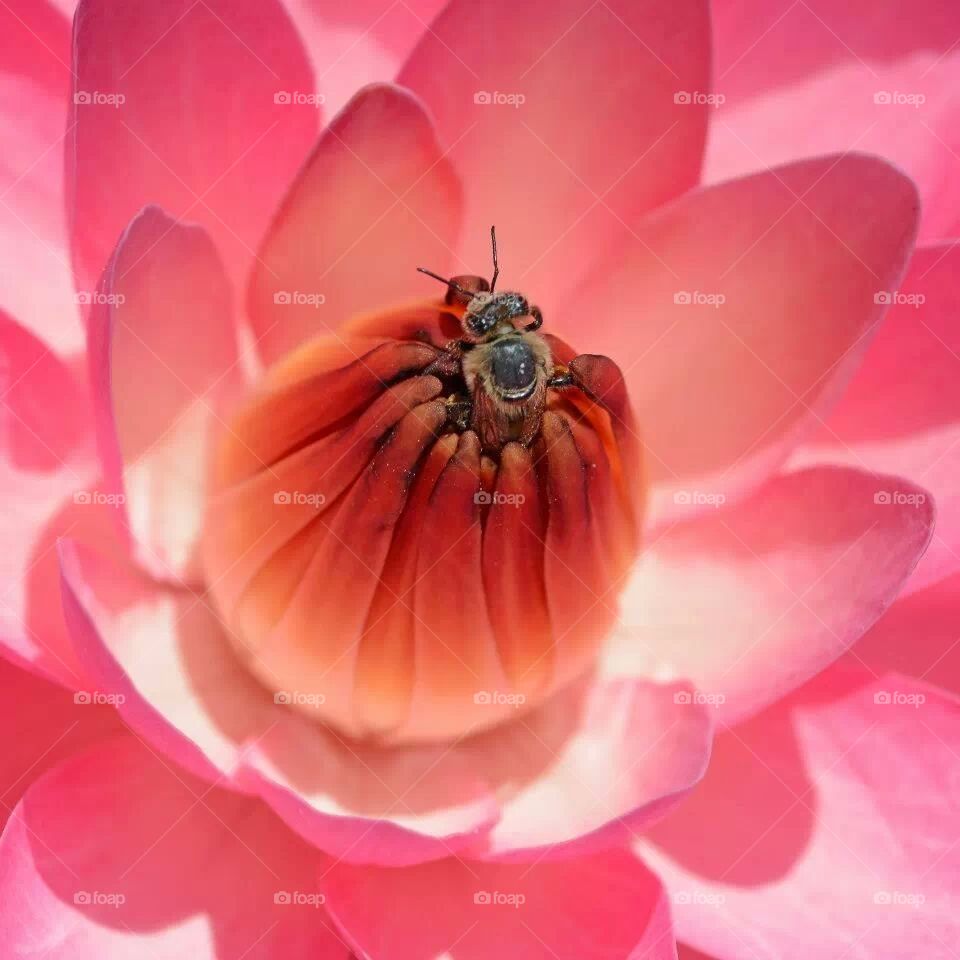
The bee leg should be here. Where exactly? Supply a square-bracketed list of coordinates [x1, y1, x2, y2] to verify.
[524, 306, 543, 332]
[547, 365, 574, 389]
[424, 340, 467, 378]
[517, 380, 548, 446]
[444, 395, 472, 432]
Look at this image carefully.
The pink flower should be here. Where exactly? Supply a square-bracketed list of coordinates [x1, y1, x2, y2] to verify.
[0, 0, 957, 957]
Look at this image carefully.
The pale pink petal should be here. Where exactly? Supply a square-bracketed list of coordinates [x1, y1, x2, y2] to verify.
[58, 540, 712, 864]
[0, 310, 86, 470]
[849, 571, 960, 698]
[248, 83, 462, 364]
[58, 540, 500, 866]
[707, 58, 960, 245]
[0, 651, 121, 833]
[0, 77, 82, 352]
[461, 678, 713, 861]
[640, 667, 960, 959]
[710, 0, 960, 241]
[326, 851, 677, 960]
[397, 0, 710, 311]
[602, 467, 934, 725]
[565, 155, 919, 521]
[88, 206, 243, 583]
[0, 734, 348, 959]
[68, 0, 318, 293]
[285, 0, 446, 117]
[793, 243, 960, 591]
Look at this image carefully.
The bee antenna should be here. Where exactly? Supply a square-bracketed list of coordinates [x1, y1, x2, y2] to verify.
[489, 225, 499, 292]
[417, 266, 473, 299]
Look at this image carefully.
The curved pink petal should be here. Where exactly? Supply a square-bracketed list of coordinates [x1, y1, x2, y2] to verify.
[326, 850, 676, 960]
[849, 571, 960, 699]
[566, 155, 919, 521]
[707, 57, 960, 245]
[0, 77, 82, 352]
[67, 0, 318, 294]
[248, 83, 462, 364]
[397, 0, 710, 311]
[0, 651, 120, 833]
[0, 0, 71, 98]
[88, 206, 243, 583]
[57, 539, 711, 865]
[0, 734, 348, 959]
[793, 242, 960, 591]
[602, 467, 934, 726]
[0, 310, 86, 470]
[285, 0, 446, 117]
[640, 666, 960, 959]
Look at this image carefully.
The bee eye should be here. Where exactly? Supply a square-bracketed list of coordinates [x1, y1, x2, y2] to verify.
[464, 306, 496, 338]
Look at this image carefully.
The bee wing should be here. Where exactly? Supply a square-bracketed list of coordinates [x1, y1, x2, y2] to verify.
[470, 380, 509, 452]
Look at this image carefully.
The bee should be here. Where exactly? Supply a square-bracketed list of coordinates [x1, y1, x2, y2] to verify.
[418, 227, 577, 453]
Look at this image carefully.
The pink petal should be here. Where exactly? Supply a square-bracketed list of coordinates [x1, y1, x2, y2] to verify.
[285, 0, 446, 117]
[0, 734, 348, 959]
[0, 651, 120, 833]
[850, 571, 960, 698]
[602, 467, 934, 726]
[0, 311, 86, 470]
[88, 206, 243, 583]
[793, 242, 960, 591]
[326, 850, 676, 960]
[0, 77, 82, 352]
[0, 0, 71, 98]
[710, 0, 960, 242]
[397, 0, 710, 311]
[565, 155, 919, 521]
[640, 666, 960, 959]
[248, 83, 462, 364]
[68, 0, 318, 293]
[58, 539, 712, 865]
[58, 540, 500, 866]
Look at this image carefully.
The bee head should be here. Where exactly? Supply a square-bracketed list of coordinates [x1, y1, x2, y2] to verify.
[463, 291, 529, 340]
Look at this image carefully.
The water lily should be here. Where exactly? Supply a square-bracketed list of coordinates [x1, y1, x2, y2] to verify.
[1, 0, 958, 957]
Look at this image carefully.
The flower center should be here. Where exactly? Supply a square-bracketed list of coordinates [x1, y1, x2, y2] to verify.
[201, 301, 643, 743]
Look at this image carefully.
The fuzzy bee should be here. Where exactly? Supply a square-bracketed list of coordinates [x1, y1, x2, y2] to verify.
[418, 227, 578, 453]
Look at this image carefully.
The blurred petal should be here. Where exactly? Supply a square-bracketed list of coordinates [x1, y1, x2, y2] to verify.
[566, 155, 919, 521]
[0, 651, 120, 834]
[89, 206, 243, 583]
[641, 667, 960, 959]
[794, 243, 960, 591]
[0, 735, 348, 959]
[0, 0, 71, 97]
[68, 0, 318, 292]
[398, 0, 711, 311]
[248, 83, 462, 363]
[710, 0, 960, 241]
[326, 850, 677, 960]
[603, 468, 934, 725]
